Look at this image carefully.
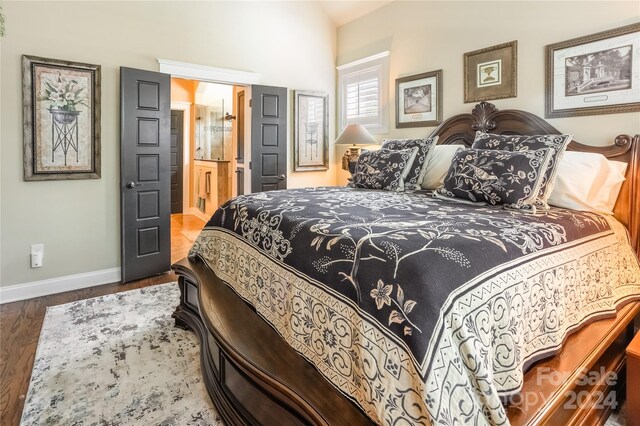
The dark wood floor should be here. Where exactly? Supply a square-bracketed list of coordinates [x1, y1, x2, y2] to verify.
[0, 214, 204, 425]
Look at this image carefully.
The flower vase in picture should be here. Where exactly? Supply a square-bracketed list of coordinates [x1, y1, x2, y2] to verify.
[43, 74, 87, 166]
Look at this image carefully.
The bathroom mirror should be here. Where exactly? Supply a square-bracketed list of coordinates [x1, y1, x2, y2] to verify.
[194, 83, 233, 161]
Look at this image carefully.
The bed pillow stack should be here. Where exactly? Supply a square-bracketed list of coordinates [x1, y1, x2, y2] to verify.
[470, 132, 573, 208]
[349, 147, 419, 191]
[434, 131, 572, 212]
[435, 148, 554, 211]
[548, 151, 627, 215]
[349, 137, 437, 191]
[380, 137, 439, 190]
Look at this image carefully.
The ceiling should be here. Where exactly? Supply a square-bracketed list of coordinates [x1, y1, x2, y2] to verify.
[317, 0, 394, 27]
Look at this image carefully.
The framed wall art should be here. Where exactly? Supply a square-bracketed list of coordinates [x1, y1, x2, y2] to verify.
[23, 55, 101, 181]
[464, 41, 517, 103]
[293, 90, 329, 171]
[395, 69, 443, 128]
[546, 23, 639, 118]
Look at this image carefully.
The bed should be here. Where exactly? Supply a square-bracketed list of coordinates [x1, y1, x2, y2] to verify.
[172, 102, 640, 426]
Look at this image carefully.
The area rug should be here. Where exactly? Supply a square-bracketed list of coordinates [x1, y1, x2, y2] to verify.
[20, 283, 223, 425]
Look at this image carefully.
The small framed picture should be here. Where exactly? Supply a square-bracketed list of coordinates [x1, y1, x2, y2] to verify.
[546, 23, 640, 118]
[23, 55, 101, 180]
[395, 69, 442, 128]
[464, 41, 517, 103]
[293, 90, 329, 171]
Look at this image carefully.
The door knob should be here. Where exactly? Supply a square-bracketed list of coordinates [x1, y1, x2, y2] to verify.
[126, 181, 137, 189]
[278, 174, 286, 181]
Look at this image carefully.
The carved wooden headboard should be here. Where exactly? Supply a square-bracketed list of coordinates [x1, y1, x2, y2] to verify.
[428, 102, 640, 256]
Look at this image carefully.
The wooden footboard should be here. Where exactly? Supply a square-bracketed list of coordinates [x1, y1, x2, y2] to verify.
[171, 257, 375, 426]
[172, 256, 638, 426]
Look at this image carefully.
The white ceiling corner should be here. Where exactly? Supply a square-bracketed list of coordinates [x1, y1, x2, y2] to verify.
[318, 0, 395, 28]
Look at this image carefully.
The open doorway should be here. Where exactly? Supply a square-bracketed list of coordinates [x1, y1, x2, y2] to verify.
[169, 78, 249, 262]
[120, 63, 288, 281]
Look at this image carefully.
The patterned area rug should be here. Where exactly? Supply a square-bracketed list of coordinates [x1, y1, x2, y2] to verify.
[20, 283, 222, 425]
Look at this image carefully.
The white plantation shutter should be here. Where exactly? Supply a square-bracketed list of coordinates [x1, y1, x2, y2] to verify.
[346, 75, 379, 122]
[338, 52, 389, 133]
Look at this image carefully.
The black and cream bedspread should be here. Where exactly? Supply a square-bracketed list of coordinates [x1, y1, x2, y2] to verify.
[189, 186, 640, 426]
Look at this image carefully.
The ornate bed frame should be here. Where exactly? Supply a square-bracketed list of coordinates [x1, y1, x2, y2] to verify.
[172, 102, 640, 426]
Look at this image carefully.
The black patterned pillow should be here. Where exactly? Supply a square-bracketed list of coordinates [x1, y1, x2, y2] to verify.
[381, 136, 438, 190]
[472, 132, 573, 206]
[435, 148, 553, 211]
[349, 147, 419, 191]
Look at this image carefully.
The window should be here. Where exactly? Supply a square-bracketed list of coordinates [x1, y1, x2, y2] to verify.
[338, 51, 390, 134]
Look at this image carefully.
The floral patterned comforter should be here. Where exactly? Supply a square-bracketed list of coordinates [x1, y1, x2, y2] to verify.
[189, 186, 640, 425]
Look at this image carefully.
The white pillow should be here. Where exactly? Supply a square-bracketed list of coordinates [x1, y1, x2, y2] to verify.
[547, 151, 627, 215]
[420, 145, 464, 190]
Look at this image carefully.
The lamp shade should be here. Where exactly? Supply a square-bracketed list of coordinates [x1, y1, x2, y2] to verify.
[334, 124, 378, 146]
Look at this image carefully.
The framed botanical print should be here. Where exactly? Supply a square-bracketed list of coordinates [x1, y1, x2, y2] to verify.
[293, 90, 329, 171]
[23, 55, 101, 180]
[546, 23, 640, 118]
[464, 41, 517, 103]
[395, 69, 443, 128]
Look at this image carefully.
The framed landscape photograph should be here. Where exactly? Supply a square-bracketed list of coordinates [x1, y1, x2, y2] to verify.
[23, 55, 101, 180]
[546, 23, 640, 118]
[464, 41, 517, 103]
[395, 69, 442, 128]
[293, 90, 329, 171]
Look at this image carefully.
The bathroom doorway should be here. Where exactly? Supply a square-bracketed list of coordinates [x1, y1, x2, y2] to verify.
[170, 78, 247, 221]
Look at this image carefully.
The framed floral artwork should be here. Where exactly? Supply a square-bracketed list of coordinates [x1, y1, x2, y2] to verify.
[395, 69, 443, 128]
[545, 23, 640, 118]
[23, 55, 101, 180]
[464, 41, 517, 103]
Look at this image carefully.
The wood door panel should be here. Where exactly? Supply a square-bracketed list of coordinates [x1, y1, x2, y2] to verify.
[137, 118, 160, 146]
[250, 85, 287, 193]
[137, 191, 159, 220]
[170, 110, 184, 214]
[137, 81, 160, 110]
[120, 67, 171, 282]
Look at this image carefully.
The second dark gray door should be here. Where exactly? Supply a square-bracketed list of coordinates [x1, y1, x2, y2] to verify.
[250, 85, 287, 193]
[170, 110, 184, 214]
[120, 67, 171, 283]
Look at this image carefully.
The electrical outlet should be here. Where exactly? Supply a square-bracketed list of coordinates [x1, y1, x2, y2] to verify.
[31, 244, 44, 268]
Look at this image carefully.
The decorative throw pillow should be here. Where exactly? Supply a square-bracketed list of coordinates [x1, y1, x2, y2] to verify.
[435, 148, 553, 211]
[349, 147, 419, 191]
[471, 131, 573, 206]
[381, 136, 438, 190]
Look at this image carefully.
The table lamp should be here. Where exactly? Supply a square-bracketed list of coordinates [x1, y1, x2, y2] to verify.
[334, 124, 378, 173]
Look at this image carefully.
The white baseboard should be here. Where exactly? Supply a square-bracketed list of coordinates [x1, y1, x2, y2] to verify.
[0, 267, 121, 304]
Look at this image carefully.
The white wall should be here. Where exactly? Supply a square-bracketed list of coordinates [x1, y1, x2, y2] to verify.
[0, 1, 337, 287]
[335, 1, 640, 184]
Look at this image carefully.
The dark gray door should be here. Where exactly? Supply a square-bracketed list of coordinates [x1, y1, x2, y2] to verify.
[120, 67, 171, 283]
[170, 110, 184, 214]
[250, 85, 287, 192]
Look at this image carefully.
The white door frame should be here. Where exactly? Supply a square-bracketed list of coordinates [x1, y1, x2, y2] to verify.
[159, 59, 259, 213]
